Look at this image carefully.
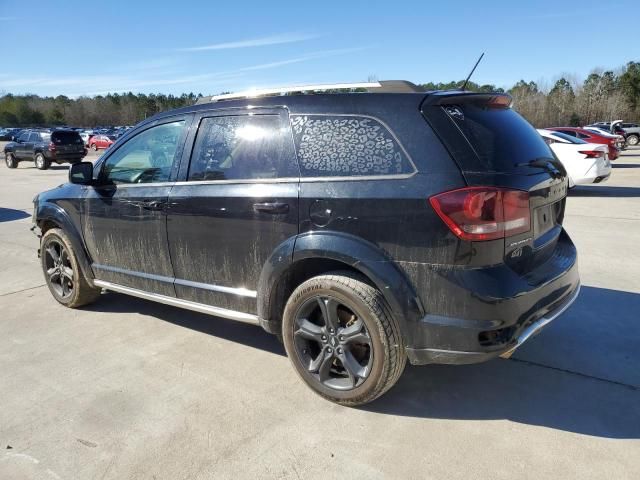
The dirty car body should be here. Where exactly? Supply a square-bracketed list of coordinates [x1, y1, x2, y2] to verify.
[33, 87, 580, 404]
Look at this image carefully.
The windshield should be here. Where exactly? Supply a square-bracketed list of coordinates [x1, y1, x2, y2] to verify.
[423, 102, 553, 172]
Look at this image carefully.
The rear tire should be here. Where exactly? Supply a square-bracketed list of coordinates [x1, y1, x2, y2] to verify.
[627, 134, 639, 146]
[35, 153, 50, 170]
[5, 153, 18, 168]
[282, 271, 406, 406]
[41, 228, 101, 308]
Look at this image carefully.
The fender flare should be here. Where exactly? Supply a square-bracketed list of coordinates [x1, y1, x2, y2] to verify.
[257, 231, 424, 340]
[37, 203, 95, 285]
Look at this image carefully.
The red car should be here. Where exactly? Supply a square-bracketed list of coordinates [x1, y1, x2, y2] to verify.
[546, 127, 619, 160]
[89, 134, 115, 151]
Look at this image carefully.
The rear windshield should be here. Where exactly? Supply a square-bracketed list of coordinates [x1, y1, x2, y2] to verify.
[551, 131, 588, 144]
[422, 101, 553, 172]
[51, 131, 83, 145]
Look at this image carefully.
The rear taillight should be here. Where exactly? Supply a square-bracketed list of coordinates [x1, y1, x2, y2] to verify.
[579, 150, 604, 159]
[48, 142, 56, 151]
[429, 187, 531, 241]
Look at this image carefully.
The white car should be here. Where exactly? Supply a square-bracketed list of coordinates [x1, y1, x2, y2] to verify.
[538, 129, 611, 187]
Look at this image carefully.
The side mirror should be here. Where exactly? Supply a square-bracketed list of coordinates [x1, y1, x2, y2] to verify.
[69, 162, 94, 185]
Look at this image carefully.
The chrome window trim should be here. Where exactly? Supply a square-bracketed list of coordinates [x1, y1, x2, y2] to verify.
[94, 280, 259, 325]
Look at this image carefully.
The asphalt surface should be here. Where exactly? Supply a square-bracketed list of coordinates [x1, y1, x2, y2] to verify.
[1, 145, 639, 479]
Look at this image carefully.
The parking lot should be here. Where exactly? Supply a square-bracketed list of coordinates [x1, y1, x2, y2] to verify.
[1, 146, 639, 479]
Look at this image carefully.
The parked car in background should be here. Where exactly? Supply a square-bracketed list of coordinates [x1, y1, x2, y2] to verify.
[546, 127, 620, 160]
[89, 134, 115, 151]
[538, 129, 610, 187]
[32, 84, 580, 405]
[582, 127, 626, 150]
[4, 129, 86, 170]
[620, 122, 640, 146]
[0, 128, 22, 141]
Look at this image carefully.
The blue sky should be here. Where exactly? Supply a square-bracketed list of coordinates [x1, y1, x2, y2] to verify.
[0, 0, 638, 97]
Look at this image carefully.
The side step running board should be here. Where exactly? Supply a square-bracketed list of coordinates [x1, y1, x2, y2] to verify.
[93, 280, 260, 325]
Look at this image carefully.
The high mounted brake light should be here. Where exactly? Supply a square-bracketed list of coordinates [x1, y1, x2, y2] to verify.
[429, 187, 531, 241]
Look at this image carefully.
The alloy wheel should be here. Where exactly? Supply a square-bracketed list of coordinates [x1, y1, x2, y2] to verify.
[293, 295, 373, 391]
[43, 239, 74, 299]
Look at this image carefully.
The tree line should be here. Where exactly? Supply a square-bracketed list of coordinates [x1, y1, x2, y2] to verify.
[1, 61, 639, 128]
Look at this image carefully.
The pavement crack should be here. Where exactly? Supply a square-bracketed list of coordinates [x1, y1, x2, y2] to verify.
[0, 284, 46, 297]
[509, 357, 639, 391]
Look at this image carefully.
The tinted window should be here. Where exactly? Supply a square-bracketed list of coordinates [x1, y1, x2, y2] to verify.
[433, 103, 553, 172]
[29, 132, 42, 142]
[290, 115, 413, 177]
[17, 133, 29, 142]
[550, 131, 587, 144]
[188, 115, 298, 181]
[557, 130, 577, 137]
[51, 131, 83, 145]
[100, 120, 185, 184]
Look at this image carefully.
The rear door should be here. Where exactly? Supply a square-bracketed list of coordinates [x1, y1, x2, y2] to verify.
[166, 107, 299, 314]
[51, 131, 85, 158]
[421, 93, 569, 271]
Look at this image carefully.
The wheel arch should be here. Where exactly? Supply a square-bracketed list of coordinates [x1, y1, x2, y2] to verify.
[257, 231, 424, 343]
[37, 204, 95, 285]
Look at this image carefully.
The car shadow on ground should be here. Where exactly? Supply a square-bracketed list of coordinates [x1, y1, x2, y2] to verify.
[365, 285, 640, 439]
[570, 185, 640, 197]
[84, 284, 640, 438]
[84, 292, 286, 357]
[0, 207, 30, 222]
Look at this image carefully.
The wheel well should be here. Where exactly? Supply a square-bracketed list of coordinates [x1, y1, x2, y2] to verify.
[39, 219, 59, 235]
[267, 258, 372, 330]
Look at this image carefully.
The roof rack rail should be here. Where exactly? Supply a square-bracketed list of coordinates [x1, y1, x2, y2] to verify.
[197, 82, 382, 104]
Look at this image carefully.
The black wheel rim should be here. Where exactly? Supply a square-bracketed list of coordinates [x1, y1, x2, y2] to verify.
[44, 239, 74, 299]
[293, 295, 373, 391]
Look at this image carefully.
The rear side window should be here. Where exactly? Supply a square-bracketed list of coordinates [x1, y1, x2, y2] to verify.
[188, 115, 298, 181]
[51, 131, 83, 145]
[290, 115, 414, 177]
[423, 99, 561, 173]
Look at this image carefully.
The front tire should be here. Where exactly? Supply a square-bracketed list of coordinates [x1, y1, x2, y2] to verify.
[627, 134, 639, 146]
[91, 143, 98, 151]
[5, 152, 18, 168]
[282, 272, 406, 406]
[41, 228, 101, 308]
[35, 153, 50, 170]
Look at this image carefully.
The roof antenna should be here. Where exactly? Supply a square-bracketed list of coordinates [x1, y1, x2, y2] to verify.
[460, 52, 485, 91]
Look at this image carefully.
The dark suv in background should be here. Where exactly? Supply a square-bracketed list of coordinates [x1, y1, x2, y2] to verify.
[32, 81, 580, 405]
[5, 129, 87, 170]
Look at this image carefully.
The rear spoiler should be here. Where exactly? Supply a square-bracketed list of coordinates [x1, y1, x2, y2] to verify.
[421, 91, 513, 108]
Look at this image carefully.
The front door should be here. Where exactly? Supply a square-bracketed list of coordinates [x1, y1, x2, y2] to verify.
[166, 108, 299, 313]
[14, 132, 31, 159]
[82, 117, 190, 296]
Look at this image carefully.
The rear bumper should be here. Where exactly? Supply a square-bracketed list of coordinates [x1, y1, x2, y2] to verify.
[402, 230, 580, 365]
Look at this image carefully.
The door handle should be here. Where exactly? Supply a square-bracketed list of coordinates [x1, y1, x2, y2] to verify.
[253, 202, 289, 214]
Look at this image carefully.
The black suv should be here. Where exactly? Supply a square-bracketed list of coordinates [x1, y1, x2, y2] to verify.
[32, 83, 580, 405]
[5, 129, 86, 170]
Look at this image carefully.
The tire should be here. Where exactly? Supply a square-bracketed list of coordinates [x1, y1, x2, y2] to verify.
[41, 228, 101, 308]
[282, 271, 406, 406]
[627, 134, 639, 146]
[91, 143, 98, 151]
[35, 153, 50, 170]
[5, 152, 18, 169]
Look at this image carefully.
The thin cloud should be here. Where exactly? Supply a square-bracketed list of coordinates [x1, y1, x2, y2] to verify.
[177, 32, 321, 52]
[1, 45, 369, 96]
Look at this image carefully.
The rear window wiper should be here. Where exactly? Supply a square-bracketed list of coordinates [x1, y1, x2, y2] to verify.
[515, 157, 564, 179]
